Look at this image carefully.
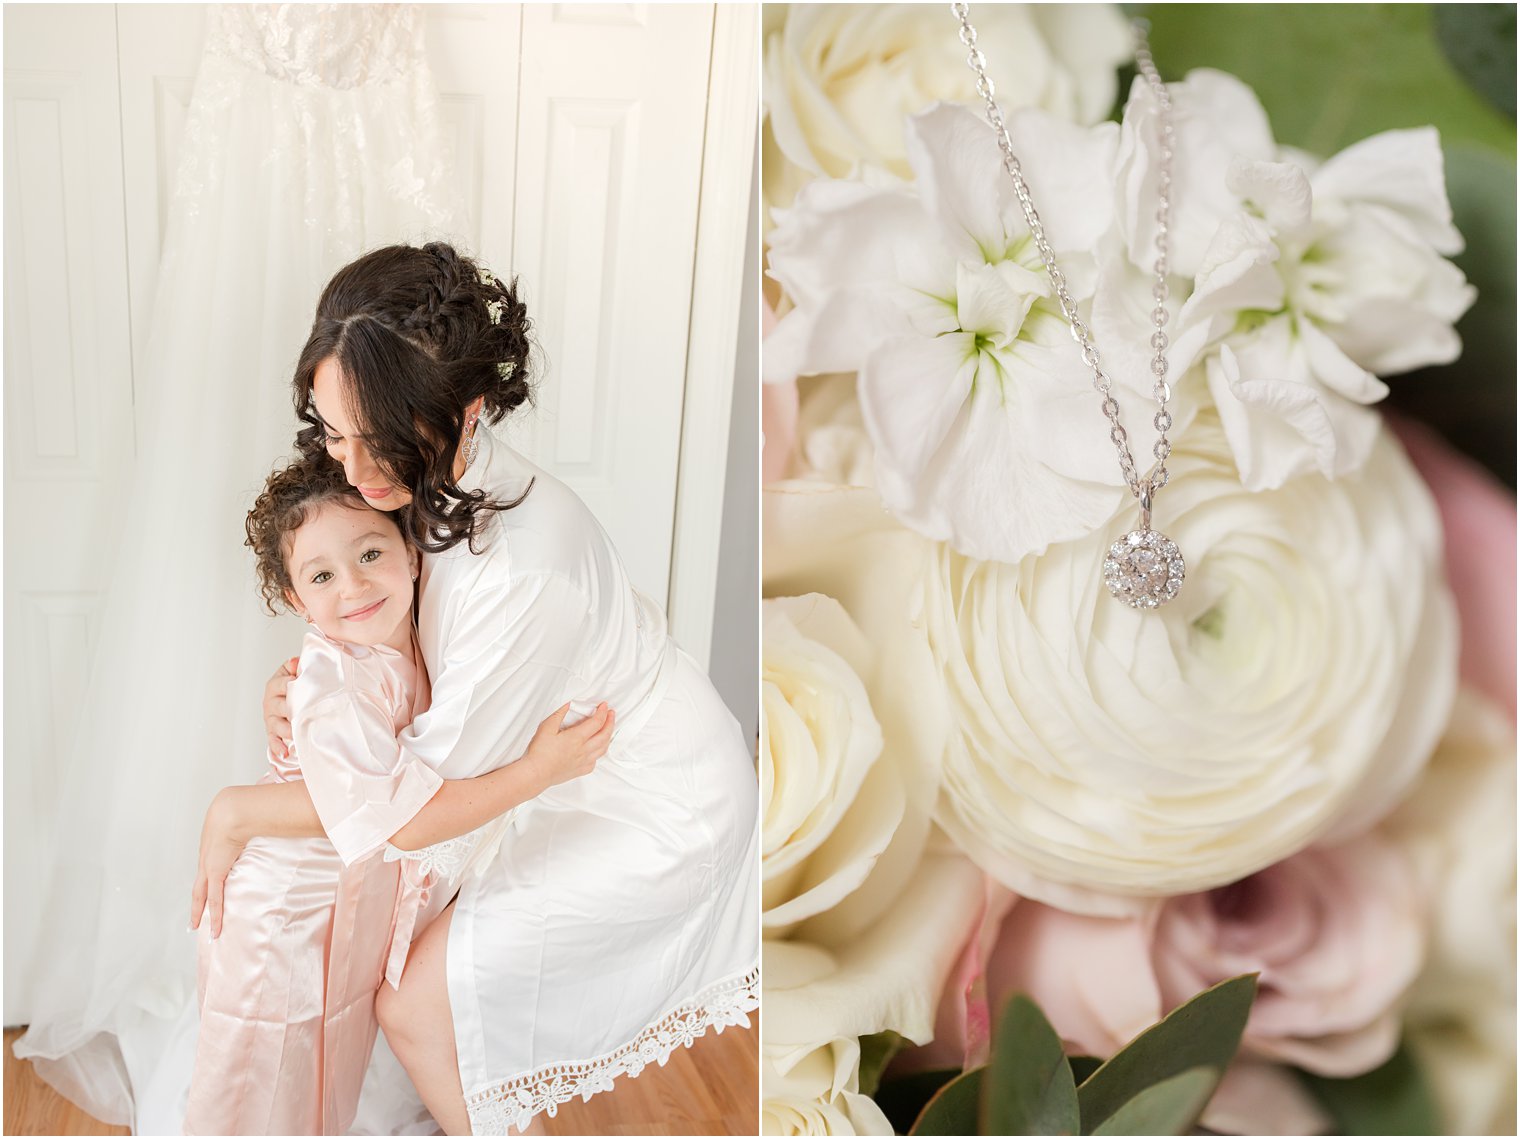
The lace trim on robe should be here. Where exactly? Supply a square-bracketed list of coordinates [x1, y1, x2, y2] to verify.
[461, 965, 760, 1135]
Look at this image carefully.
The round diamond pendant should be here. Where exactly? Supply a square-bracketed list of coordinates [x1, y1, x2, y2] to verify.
[1104, 529, 1184, 609]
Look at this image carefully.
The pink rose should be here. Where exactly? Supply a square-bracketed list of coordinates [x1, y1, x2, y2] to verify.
[1389, 415, 1516, 721]
[913, 834, 1423, 1130]
[1152, 835, 1425, 1078]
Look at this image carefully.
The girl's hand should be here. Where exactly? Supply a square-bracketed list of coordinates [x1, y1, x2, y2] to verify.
[263, 656, 299, 758]
[190, 789, 248, 939]
[526, 702, 615, 792]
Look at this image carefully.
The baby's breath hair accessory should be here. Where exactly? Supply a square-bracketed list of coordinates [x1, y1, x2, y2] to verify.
[497, 361, 515, 381]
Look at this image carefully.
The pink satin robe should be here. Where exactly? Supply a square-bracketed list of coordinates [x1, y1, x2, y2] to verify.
[183, 629, 441, 1136]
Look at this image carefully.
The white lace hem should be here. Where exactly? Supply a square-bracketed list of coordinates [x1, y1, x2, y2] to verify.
[462, 964, 760, 1135]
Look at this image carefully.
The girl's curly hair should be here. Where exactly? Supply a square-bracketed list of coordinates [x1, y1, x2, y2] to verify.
[291, 241, 535, 555]
[245, 456, 383, 615]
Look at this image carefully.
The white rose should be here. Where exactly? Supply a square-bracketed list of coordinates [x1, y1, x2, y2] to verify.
[761, 1021, 891, 1136]
[925, 409, 1457, 914]
[763, 481, 948, 943]
[762, 483, 984, 1129]
[763, 595, 894, 934]
[763, 850, 985, 1135]
[763, 3, 1132, 212]
[1387, 689, 1517, 1136]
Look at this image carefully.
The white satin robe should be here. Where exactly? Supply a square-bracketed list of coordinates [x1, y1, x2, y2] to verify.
[392, 429, 759, 1134]
[184, 630, 438, 1136]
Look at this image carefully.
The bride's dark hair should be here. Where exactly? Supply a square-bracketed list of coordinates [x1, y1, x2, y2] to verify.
[292, 241, 534, 554]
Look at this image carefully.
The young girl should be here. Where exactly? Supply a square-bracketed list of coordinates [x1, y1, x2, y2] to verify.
[184, 457, 612, 1135]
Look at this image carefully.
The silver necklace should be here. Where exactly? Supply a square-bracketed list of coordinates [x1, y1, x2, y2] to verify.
[952, 6, 1184, 610]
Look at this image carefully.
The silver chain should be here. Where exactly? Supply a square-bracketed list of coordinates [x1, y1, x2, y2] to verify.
[951, 4, 1176, 515]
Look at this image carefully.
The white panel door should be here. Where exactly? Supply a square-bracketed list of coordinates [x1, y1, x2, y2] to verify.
[3, 4, 136, 1026]
[501, 4, 715, 605]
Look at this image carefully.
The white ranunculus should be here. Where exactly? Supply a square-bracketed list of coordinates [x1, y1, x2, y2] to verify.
[762, 595, 895, 935]
[1146, 70, 1478, 489]
[925, 409, 1457, 914]
[762, 3, 1132, 212]
[767, 102, 1211, 564]
[1387, 689, 1517, 1136]
[762, 850, 985, 1136]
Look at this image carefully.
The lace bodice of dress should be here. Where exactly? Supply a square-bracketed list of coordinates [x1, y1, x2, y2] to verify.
[202, 4, 424, 89]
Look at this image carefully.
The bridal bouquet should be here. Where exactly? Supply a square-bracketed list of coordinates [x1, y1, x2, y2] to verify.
[759, 4, 1516, 1135]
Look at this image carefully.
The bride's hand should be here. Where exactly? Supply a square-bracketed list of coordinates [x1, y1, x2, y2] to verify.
[263, 656, 299, 758]
[190, 789, 248, 939]
[525, 702, 615, 791]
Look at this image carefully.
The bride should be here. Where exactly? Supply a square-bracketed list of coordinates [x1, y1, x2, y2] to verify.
[197, 240, 760, 1135]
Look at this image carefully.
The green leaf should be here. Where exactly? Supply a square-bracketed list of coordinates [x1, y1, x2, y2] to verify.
[1090, 1068, 1219, 1136]
[1296, 1039, 1442, 1135]
[1385, 140, 1517, 488]
[984, 995, 1080, 1135]
[1077, 974, 1257, 1134]
[878, 1069, 962, 1137]
[910, 1067, 984, 1136]
[858, 1031, 908, 1099]
[1140, 4, 1515, 158]
[1434, 4, 1516, 118]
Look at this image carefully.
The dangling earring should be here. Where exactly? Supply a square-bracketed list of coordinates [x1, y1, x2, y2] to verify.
[463, 416, 480, 467]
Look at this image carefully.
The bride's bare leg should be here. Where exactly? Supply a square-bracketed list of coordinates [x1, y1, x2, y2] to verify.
[375, 901, 470, 1135]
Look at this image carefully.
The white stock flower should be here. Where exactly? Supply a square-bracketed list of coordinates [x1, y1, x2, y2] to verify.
[768, 103, 1209, 563]
[763, 3, 1131, 211]
[1132, 70, 1479, 489]
[1387, 689, 1517, 1136]
[924, 410, 1457, 914]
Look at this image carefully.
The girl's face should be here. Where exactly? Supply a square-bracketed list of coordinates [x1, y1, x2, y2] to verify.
[313, 356, 412, 510]
[284, 499, 419, 651]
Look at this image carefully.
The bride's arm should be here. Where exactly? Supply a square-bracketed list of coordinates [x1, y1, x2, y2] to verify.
[388, 701, 613, 850]
[190, 701, 613, 936]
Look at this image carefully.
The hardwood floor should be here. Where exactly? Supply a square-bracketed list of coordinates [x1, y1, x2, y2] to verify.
[4, 1022, 758, 1136]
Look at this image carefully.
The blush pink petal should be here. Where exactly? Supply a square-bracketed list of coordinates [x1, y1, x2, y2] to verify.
[984, 901, 1161, 1059]
[1388, 415, 1516, 721]
[762, 295, 801, 483]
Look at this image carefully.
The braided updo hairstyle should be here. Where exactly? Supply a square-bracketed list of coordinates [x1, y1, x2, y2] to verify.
[292, 241, 535, 554]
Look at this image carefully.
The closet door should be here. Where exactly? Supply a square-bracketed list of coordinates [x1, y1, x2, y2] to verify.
[2, 4, 136, 1025]
[502, 4, 716, 606]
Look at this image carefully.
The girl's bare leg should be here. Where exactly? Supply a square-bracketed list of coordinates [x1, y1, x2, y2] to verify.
[375, 900, 471, 1135]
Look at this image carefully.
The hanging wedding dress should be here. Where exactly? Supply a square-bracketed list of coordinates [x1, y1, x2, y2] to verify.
[12, 6, 464, 1130]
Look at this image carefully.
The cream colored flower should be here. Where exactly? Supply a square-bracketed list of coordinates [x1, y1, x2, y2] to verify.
[1388, 689, 1517, 1136]
[762, 485, 985, 1131]
[766, 103, 1215, 563]
[925, 409, 1457, 913]
[763, 3, 1131, 212]
[762, 850, 984, 1135]
[763, 595, 893, 935]
[1127, 70, 1479, 490]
